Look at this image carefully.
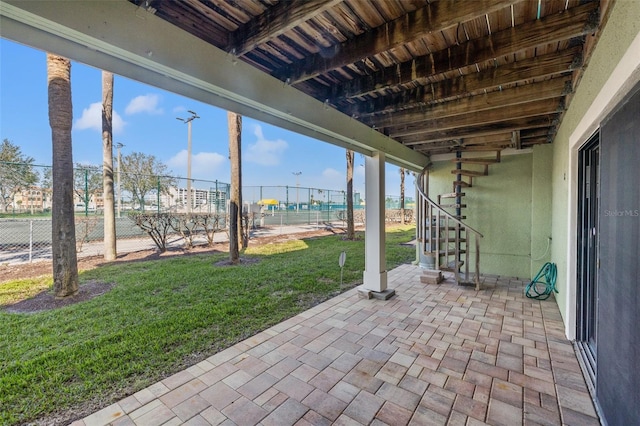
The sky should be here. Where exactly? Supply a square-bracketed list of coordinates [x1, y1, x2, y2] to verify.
[0, 39, 413, 198]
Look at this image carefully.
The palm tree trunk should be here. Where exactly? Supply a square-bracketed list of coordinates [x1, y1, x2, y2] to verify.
[48, 53, 79, 298]
[346, 149, 355, 240]
[102, 71, 117, 261]
[228, 111, 243, 263]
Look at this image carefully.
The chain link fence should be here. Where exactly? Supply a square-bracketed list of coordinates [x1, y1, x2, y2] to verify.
[1, 162, 413, 265]
[243, 185, 358, 227]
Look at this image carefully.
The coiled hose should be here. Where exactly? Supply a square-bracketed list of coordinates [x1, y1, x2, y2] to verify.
[525, 262, 558, 300]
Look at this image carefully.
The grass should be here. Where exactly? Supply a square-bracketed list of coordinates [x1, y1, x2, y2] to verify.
[0, 225, 416, 425]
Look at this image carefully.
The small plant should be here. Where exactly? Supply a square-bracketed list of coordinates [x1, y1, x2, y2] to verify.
[169, 214, 200, 249]
[75, 216, 99, 252]
[128, 212, 172, 252]
[193, 213, 225, 247]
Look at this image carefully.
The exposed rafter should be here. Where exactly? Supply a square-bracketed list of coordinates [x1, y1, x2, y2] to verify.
[227, 0, 342, 56]
[511, 130, 522, 149]
[394, 115, 559, 143]
[316, 2, 597, 102]
[117, 0, 608, 156]
[365, 78, 570, 128]
[273, 0, 520, 84]
[339, 46, 582, 117]
[384, 98, 564, 138]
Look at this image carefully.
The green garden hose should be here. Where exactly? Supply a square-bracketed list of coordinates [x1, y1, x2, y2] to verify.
[525, 262, 558, 300]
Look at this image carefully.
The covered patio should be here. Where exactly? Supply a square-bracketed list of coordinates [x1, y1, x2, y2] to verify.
[3, 1, 638, 423]
[76, 264, 597, 426]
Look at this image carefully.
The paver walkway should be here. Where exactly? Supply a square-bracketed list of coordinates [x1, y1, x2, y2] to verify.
[75, 264, 599, 426]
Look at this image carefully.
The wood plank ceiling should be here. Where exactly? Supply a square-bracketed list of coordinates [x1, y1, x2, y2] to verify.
[130, 0, 609, 157]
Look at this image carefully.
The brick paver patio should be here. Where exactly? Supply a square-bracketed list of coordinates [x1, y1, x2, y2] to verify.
[74, 264, 599, 425]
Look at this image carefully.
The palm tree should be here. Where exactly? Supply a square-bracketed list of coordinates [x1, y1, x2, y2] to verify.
[227, 111, 243, 263]
[47, 53, 78, 298]
[345, 149, 355, 240]
[102, 71, 116, 261]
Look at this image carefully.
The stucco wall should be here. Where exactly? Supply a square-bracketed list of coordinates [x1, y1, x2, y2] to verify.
[551, 0, 640, 326]
[530, 144, 553, 274]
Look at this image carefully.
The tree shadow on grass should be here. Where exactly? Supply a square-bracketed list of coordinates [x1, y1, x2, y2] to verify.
[3, 280, 115, 314]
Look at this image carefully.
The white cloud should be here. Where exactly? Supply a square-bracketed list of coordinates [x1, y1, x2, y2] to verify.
[166, 150, 226, 180]
[75, 102, 125, 133]
[319, 168, 345, 190]
[322, 168, 342, 180]
[125, 94, 163, 115]
[244, 125, 288, 166]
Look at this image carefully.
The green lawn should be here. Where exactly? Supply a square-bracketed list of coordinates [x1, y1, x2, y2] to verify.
[0, 226, 416, 425]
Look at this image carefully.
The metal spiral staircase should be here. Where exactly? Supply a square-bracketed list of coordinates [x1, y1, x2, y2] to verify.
[415, 150, 501, 290]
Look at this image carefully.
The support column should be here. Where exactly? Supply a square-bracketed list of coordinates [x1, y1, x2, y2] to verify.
[360, 152, 394, 300]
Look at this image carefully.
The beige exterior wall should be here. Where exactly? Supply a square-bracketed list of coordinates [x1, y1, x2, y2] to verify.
[550, 0, 640, 335]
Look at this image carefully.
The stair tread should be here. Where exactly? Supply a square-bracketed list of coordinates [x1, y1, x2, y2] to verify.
[428, 219, 468, 227]
[427, 226, 466, 231]
[440, 249, 467, 256]
[452, 158, 500, 165]
[440, 260, 465, 271]
[451, 169, 487, 177]
[439, 204, 467, 209]
[439, 192, 465, 199]
[431, 238, 467, 243]
[460, 147, 503, 152]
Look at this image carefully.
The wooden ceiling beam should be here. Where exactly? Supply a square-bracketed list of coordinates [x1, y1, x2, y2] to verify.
[413, 139, 515, 154]
[458, 133, 514, 146]
[365, 78, 569, 127]
[512, 130, 522, 149]
[408, 133, 514, 151]
[394, 115, 559, 142]
[150, 1, 229, 46]
[520, 137, 550, 146]
[385, 98, 563, 136]
[319, 2, 597, 101]
[227, 0, 342, 56]
[340, 46, 581, 116]
[273, 0, 518, 84]
[521, 128, 551, 138]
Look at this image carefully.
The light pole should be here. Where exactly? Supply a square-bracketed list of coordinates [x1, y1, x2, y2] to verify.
[292, 171, 302, 211]
[177, 110, 199, 214]
[116, 142, 124, 218]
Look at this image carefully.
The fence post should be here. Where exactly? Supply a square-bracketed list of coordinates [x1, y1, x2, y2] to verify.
[157, 176, 161, 214]
[29, 220, 33, 263]
[286, 185, 289, 225]
[327, 190, 330, 222]
[214, 180, 219, 214]
[308, 187, 311, 225]
[84, 168, 89, 216]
